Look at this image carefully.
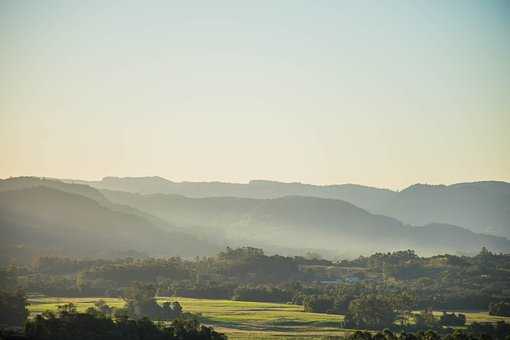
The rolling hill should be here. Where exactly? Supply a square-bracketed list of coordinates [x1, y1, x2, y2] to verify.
[2, 177, 509, 260]
[0, 184, 218, 264]
[100, 189, 510, 256]
[380, 182, 510, 238]
[66, 177, 396, 212]
[69, 177, 510, 238]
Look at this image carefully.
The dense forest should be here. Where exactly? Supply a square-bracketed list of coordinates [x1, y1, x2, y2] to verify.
[1, 247, 510, 339]
[0, 290, 226, 340]
[3, 247, 509, 312]
[2, 292, 509, 340]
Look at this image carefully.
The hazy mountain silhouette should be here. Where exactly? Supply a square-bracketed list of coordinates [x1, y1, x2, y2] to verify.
[0, 184, 218, 264]
[0, 177, 177, 230]
[380, 182, 510, 238]
[3, 177, 508, 260]
[101, 189, 510, 256]
[1, 176, 109, 204]
[71, 177, 510, 238]
[67, 177, 396, 212]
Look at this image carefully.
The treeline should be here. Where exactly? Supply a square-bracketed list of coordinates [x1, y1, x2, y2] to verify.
[345, 325, 510, 340]
[489, 302, 510, 317]
[0, 287, 226, 340]
[22, 315, 225, 340]
[2, 247, 510, 313]
[2, 287, 510, 340]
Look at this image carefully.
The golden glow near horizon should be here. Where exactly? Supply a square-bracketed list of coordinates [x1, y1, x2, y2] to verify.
[1, 1, 509, 190]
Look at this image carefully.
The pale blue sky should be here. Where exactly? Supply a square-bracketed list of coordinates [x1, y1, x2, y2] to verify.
[1, 1, 509, 189]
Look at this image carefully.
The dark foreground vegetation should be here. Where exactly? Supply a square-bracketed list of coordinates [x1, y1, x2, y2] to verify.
[4, 247, 509, 311]
[1, 247, 510, 339]
[490, 302, 510, 317]
[345, 325, 510, 340]
[1, 289, 509, 340]
[0, 288, 224, 340]
[1, 305, 225, 340]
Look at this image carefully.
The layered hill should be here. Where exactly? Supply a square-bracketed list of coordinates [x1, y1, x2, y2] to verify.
[380, 182, 510, 238]
[67, 177, 396, 212]
[2, 177, 508, 260]
[69, 177, 510, 238]
[0, 180, 218, 264]
[101, 189, 510, 256]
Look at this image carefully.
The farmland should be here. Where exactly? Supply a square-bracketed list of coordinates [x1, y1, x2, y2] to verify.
[27, 296, 510, 340]
[28, 296, 346, 339]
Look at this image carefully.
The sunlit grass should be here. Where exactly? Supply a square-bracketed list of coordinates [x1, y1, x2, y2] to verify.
[28, 297, 125, 314]
[28, 296, 346, 339]
[172, 297, 343, 327]
[429, 310, 510, 325]
[27, 297, 510, 340]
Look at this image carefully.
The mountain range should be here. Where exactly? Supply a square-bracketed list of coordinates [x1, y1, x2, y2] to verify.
[1, 176, 508, 263]
[0, 177, 218, 264]
[100, 189, 510, 256]
[68, 176, 510, 238]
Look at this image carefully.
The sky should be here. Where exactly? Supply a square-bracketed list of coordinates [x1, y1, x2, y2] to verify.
[1, 1, 509, 190]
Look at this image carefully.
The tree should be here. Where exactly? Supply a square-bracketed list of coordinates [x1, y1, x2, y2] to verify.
[413, 310, 440, 331]
[343, 295, 397, 330]
[439, 311, 466, 326]
[122, 283, 182, 320]
[0, 289, 29, 327]
[91, 300, 113, 317]
[391, 291, 415, 327]
[489, 301, 510, 317]
[347, 330, 373, 340]
[24, 308, 226, 340]
[303, 295, 333, 313]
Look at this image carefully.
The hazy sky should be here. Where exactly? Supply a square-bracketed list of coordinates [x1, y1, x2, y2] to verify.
[1, 1, 509, 189]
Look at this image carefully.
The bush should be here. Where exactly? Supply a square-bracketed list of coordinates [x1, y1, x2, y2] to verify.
[0, 289, 28, 327]
[439, 312, 466, 326]
[489, 301, 510, 317]
[412, 310, 441, 331]
[122, 283, 182, 320]
[343, 295, 397, 330]
[24, 310, 226, 340]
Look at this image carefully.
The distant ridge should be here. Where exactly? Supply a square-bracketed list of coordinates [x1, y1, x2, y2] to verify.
[2, 176, 508, 260]
[65, 176, 510, 238]
[0, 178, 219, 264]
[65, 176, 396, 213]
[100, 188, 510, 256]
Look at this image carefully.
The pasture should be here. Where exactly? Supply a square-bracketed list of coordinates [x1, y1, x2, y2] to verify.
[27, 297, 510, 340]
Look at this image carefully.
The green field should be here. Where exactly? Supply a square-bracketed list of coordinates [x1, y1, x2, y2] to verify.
[27, 297, 510, 340]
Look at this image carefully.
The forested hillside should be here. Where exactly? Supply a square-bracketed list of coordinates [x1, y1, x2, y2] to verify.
[101, 189, 510, 255]
[0, 185, 218, 264]
[72, 177, 510, 238]
[2, 177, 509, 262]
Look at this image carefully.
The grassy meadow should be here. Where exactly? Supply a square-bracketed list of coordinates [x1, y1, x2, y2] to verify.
[27, 297, 510, 340]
